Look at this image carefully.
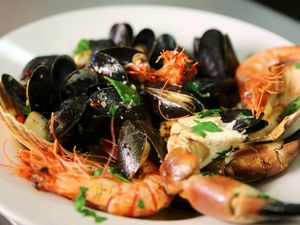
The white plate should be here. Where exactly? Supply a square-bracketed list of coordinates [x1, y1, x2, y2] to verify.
[0, 4, 299, 225]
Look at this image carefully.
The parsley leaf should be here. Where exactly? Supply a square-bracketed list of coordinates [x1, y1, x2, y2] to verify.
[104, 77, 141, 106]
[280, 96, 300, 120]
[137, 199, 145, 209]
[235, 112, 254, 120]
[109, 166, 130, 183]
[108, 105, 118, 117]
[75, 187, 88, 210]
[196, 109, 221, 118]
[202, 171, 215, 177]
[75, 187, 106, 223]
[22, 105, 30, 116]
[74, 39, 90, 55]
[183, 80, 210, 98]
[92, 168, 104, 177]
[216, 147, 233, 159]
[296, 64, 300, 69]
[192, 120, 223, 137]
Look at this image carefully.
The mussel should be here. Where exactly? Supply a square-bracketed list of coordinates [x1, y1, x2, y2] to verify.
[1, 74, 26, 109]
[150, 34, 177, 69]
[89, 51, 128, 81]
[117, 120, 166, 178]
[184, 78, 240, 108]
[194, 29, 239, 78]
[144, 86, 204, 119]
[220, 109, 268, 134]
[109, 23, 133, 47]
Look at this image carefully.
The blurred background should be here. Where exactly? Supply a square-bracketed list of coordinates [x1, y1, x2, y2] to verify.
[0, 0, 299, 42]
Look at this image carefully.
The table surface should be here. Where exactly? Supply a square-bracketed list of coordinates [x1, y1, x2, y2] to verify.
[0, 0, 300, 44]
[0, 0, 299, 224]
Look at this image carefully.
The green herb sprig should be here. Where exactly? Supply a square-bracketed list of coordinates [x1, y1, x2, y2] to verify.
[104, 77, 141, 106]
[192, 120, 223, 138]
[75, 187, 106, 223]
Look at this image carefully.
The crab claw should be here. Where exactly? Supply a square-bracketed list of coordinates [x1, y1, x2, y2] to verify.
[180, 174, 300, 223]
[204, 140, 299, 182]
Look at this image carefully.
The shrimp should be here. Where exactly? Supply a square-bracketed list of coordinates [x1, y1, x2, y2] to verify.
[236, 46, 300, 119]
[15, 147, 172, 217]
[126, 47, 198, 85]
[0, 104, 171, 217]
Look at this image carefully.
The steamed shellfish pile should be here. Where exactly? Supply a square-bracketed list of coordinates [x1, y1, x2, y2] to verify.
[1, 23, 300, 224]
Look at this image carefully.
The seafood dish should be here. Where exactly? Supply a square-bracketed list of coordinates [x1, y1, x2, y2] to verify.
[1, 22, 300, 224]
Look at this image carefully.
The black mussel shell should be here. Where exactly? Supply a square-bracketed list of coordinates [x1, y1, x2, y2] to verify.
[51, 95, 88, 144]
[191, 77, 240, 108]
[101, 47, 141, 66]
[89, 39, 115, 52]
[2, 74, 26, 108]
[220, 109, 268, 134]
[118, 120, 150, 178]
[27, 66, 60, 117]
[132, 28, 156, 57]
[89, 51, 128, 81]
[150, 34, 177, 69]
[144, 86, 204, 119]
[86, 87, 144, 122]
[60, 68, 98, 98]
[135, 120, 166, 160]
[20, 55, 57, 85]
[194, 29, 239, 78]
[109, 23, 133, 47]
[51, 55, 77, 91]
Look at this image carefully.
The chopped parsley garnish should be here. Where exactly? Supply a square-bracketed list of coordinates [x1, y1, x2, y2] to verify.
[296, 64, 300, 69]
[183, 80, 210, 98]
[74, 39, 90, 55]
[75, 187, 107, 223]
[279, 96, 300, 120]
[104, 76, 141, 106]
[109, 166, 130, 183]
[258, 193, 277, 202]
[196, 109, 221, 118]
[216, 147, 233, 159]
[137, 199, 145, 209]
[22, 105, 30, 116]
[236, 112, 254, 120]
[192, 120, 223, 138]
[92, 168, 104, 177]
[108, 105, 118, 117]
[202, 171, 215, 177]
[186, 62, 193, 68]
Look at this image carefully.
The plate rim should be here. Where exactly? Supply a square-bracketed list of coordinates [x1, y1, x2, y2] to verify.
[0, 4, 297, 225]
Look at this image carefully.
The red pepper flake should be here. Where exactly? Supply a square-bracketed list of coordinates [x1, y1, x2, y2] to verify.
[90, 99, 101, 107]
[16, 114, 26, 123]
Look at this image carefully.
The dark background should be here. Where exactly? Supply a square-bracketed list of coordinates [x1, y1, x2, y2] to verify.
[253, 0, 300, 21]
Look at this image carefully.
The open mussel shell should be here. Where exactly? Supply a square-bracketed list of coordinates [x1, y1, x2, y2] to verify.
[89, 39, 115, 52]
[60, 68, 98, 98]
[132, 28, 156, 57]
[51, 55, 77, 91]
[89, 51, 128, 81]
[109, 23, 133, 47]
[117, 120, 166, 178]
[150, 34, 177, 69]
[144, 86, 204, 119]
[86, 87, 144, 122]
[220, 109, 268, 134]
[191, 77, 240, 108]
[51, 95, 88, 145]
[101, 47, 141, 66]
[1, 74, 26, 109]
[20, 55, 57, 85]
[27, 65, 60, 117]
[194, 29, 239, 78]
